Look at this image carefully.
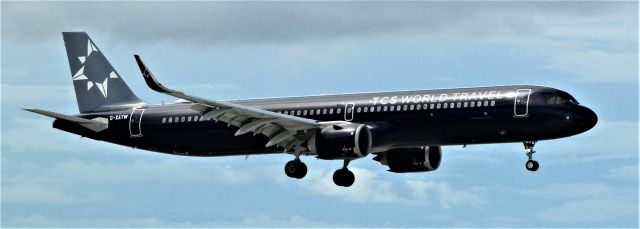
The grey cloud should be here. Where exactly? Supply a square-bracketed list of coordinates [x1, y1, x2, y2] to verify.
[2, 2, 634, 45]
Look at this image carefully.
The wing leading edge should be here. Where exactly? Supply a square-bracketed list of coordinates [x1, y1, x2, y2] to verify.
[133, 55, 322, 152]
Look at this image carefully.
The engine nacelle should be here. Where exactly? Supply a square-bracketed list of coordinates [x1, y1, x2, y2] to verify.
[308, 123, 372, 160]
[373, 146, 442, 173]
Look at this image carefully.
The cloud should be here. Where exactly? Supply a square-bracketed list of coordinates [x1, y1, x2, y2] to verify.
[2, 183, 110, 205]
[2, 213, 341, 228]
[238, 214, 343, 228]
[1, 84, 75, 107]
[3, 158, 258, 187]
[405, 180, 484, 209]
[302, 167, 402, 204]
[543, 120, 639, 163]
[536, 198, 637, 226]
[2, 215, 194, 227]
[523, 183, 638, 226]
[301, 167, 485, 208]
[2, 2, 634, 45]
[542, 39, 637, 83]
[0, 157, 264, 207]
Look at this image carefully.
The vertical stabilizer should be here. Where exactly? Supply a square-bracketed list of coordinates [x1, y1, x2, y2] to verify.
[62, 32, 143, 113]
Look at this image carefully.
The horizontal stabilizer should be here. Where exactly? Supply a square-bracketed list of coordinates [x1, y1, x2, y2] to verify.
[24, 108, 108, 132]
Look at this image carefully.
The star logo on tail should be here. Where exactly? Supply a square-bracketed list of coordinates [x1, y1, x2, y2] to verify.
[71, 39, 118, 98]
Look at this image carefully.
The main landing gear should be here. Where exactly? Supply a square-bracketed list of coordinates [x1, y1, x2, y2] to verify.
[284, 157, 307, 179]
[524, 141, 539, 172]
[333, 160, 355, 187]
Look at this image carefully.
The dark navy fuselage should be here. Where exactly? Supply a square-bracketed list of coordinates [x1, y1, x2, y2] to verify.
[53, 85, 597, 157]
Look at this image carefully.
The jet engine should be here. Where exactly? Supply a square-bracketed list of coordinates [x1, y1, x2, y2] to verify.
[308, 123, 372, 160]
[373, 146, 442, 173]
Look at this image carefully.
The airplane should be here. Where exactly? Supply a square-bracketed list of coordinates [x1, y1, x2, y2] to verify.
[26, 32, 598, 187]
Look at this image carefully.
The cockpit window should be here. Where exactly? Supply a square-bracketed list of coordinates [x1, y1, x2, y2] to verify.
[532, 92, 579, 105]
[547, 96, 566, 105]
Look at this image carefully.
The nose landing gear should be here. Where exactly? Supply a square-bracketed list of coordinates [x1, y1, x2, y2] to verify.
[524, 141, 539, 171]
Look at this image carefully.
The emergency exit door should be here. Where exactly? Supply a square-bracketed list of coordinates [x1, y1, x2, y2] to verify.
[514, 89, 531, 117]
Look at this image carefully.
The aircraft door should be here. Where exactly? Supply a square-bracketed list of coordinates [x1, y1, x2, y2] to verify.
[344, 103, 355, 121]
[129, 108, 144, 137]
[514, 89, 531, 117]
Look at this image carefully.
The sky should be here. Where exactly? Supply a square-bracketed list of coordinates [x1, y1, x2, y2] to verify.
[1, 1, 638, 227]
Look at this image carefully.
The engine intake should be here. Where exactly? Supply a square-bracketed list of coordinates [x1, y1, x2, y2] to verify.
[309, 123, 372, 160]
[373, 146, 442, 173]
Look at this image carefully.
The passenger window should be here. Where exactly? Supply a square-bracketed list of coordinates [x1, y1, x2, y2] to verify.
[477, 101, 482, 107]
[430, 104, 434, 109]
[364, 107, 368, 112]
[470, 102, 475, 107]
[376, 106, 381, 112]
[162, 117, 167, 123]
[490, 101, 496, 106]
[390, 106, 395, 111]
[310, 110, 315, 115]
[443, 103, 448, 109]
[284, 111, 288, 115]
[303, 110, 308, 115]
[188, 116, 192, 122]
[175, 117, 179, 122]
[316, 109, 320, 114]
[450, 103, 454, 108]
[337, 108, 342, 114]
[484, 101, 489, 106]
[323, 109, 327, 114]
[416, 104, 421, 110]
[410, 104, 414, 110]
[437, 103, 441, 109]
[383, 106, 388, 111]
[457, 102, 461, 108]
[464, 102, 468, 107]
[356, 107, 361, 113]
[403, 105, 407, 111]
[396, 105, 401, 111]
[297, 110, 301, 115]
[168, 117, 173, 123]
[181, 117, 185, 122]
[329, 109, 334, 114]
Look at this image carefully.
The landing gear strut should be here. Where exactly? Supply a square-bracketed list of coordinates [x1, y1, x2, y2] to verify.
[284, 156, 307, 179]
[524, 141, 539, 172]
[333, 160, 355, 187]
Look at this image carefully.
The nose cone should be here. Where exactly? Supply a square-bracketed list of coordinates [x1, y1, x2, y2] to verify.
[577, 106, 598, 131]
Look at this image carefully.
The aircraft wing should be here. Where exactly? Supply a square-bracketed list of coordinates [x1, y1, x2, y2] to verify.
[134, 55, 321, 152]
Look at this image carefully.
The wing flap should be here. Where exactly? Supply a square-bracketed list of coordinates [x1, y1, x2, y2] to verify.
[134, 54, 320, 153]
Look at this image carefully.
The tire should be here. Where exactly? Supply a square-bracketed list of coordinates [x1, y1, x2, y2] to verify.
[526, 160, 539, 171]
[333, 169, 345, 186]
[293, 161, 307, 179]
[332, 168, 355, 187]
[342, 169, 355, 187]
[284, 160, 298, 178]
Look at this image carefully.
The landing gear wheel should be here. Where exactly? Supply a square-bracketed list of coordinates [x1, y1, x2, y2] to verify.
[525, 160, 539, 171]
[332, 168, 355, 187]
[523, 141, 540, 172]
[284, 159, 307, 179]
